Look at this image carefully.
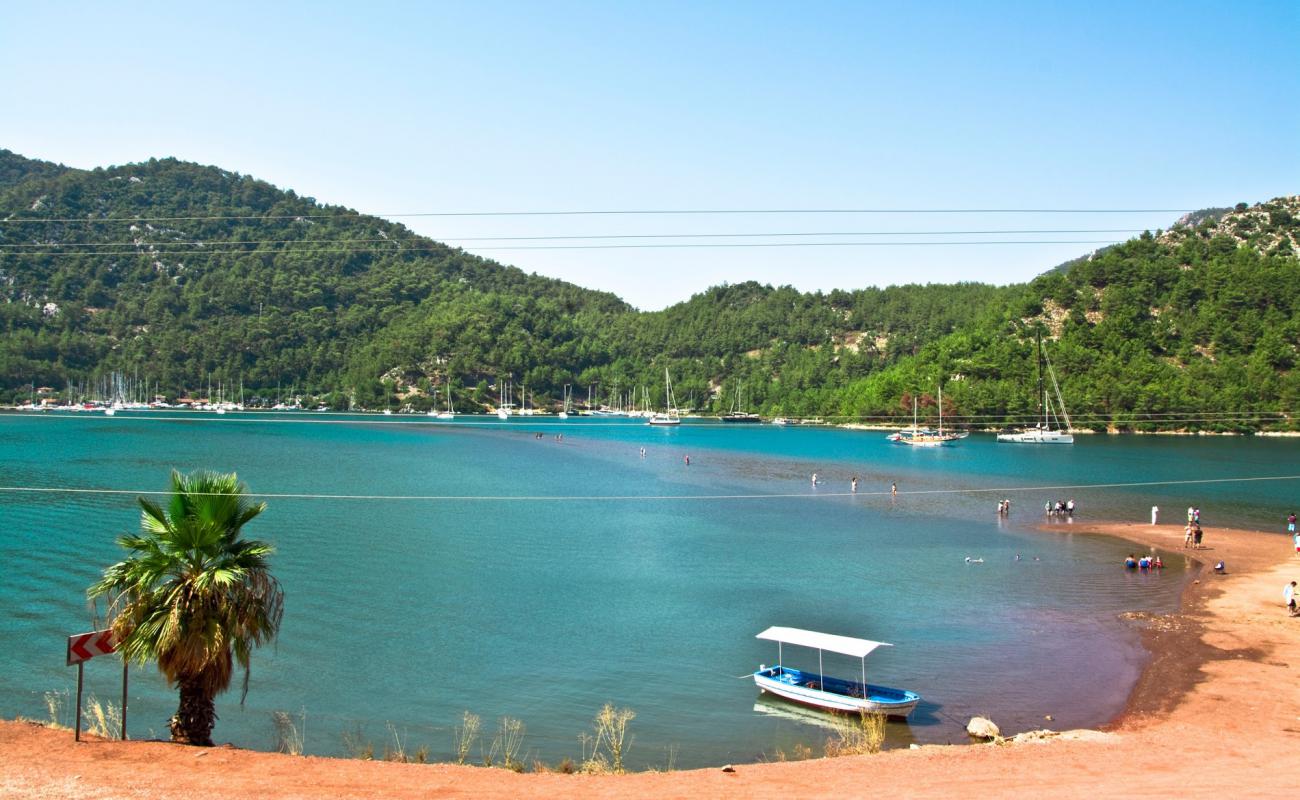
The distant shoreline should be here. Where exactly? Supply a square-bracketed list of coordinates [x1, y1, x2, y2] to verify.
[3, 406, 1295, 435]
[840, 421, 1299, 436]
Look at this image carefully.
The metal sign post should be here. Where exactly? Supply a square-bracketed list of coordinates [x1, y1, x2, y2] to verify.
[66, 629, 124, 741]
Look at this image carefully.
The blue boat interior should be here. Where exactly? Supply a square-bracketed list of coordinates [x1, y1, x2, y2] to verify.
[756, 665, 919, 705]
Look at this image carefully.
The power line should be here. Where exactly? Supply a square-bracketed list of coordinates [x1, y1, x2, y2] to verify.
[0, 208, 1194, 224]
[0, 240, 1125, 257]
[0, 229, 1148, 249]
[0, 474, 1294, 502]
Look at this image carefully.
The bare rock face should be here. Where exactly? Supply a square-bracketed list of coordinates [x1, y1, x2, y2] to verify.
[967, 716, 1001, 739]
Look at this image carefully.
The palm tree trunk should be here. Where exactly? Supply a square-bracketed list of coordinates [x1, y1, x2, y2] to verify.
[169, 678, 216, 746]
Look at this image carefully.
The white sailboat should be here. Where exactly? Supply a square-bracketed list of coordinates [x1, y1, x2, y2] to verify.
[998, 332, 1074, 444]
[519, 383, 536, 416]
[497, 379, 514, 420]
[892, 386, 964, 446]
[648, 368, 682, 426]
[434, 379, 455, 420]
[558, 384, 572, 420]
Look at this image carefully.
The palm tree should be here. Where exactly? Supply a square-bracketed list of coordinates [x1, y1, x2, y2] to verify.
[89, 469, 284, 746]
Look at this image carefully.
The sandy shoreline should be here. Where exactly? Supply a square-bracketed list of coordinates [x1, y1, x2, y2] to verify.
[4, 520, 1299, 798]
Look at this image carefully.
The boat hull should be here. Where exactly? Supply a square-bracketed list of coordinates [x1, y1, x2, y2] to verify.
[895, 438, 947, 447]
[997, 430, 1074, 444]
[753, 667, 919, 718]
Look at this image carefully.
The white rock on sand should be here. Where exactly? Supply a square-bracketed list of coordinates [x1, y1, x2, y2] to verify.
[966, 717, 1000, 739]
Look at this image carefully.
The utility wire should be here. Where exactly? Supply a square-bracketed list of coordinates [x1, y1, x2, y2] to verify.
[0, 208, 1194, 224]
[0, 474, 1295, 502]
[0, 239, 1124, 256]
[0, 229, 1148, 249]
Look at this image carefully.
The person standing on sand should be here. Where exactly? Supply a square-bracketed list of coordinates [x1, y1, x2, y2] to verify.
[1184, 523, 1194, 549]
[1294, 531, 1300, 554]
[1152, 505, 1159, 525]
[851, 476, 858, 493]
[1285, 581, 1297, 616]
[1288, 512, 1296, 533]
[891, 482, 897, 498]
[1194, 524, 1204, 549]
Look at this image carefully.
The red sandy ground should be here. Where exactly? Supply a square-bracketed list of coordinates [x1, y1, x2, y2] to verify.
[3, 521, 1299, 799]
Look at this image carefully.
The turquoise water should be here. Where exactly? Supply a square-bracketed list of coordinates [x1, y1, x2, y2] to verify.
[1, 412, 1294, 767]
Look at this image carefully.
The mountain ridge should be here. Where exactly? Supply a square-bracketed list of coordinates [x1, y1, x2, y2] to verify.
[1, 149, 1295, 430]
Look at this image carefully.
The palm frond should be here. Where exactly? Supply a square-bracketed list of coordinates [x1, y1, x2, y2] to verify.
[86, 469, 283, 702]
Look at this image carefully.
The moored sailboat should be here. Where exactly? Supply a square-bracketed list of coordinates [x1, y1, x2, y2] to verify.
[998, 331, 1074, 444]
[892, 386, 964, 446]
[647, 368, 682, 426]
[721, 381, 761, 423]
[433, 379, 455, 419]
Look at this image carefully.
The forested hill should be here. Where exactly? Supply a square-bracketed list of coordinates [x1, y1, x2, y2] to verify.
[837, 197, 1300, 430]
[0, 149, 70, 190]
[0, 150, 1009, 413]
[1, 149, 1296, 430]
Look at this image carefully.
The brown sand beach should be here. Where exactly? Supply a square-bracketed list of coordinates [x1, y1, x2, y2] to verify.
[3, 521, 1299, 799]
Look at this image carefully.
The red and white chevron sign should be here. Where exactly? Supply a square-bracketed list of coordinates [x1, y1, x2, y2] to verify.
[66, 629, 117, 666]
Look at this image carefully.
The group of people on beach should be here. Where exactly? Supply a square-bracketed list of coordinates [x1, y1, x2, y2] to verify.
[1184, 506, 1205, 548]
[1125, 553, 1164, 570]
[1045, 499, 1075, 517]
[996, 498, 1012, 515]
[1285, 513, 1298, 618]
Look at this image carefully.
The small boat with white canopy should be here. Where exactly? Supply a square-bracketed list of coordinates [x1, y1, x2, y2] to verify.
[752, 626, 920, 718]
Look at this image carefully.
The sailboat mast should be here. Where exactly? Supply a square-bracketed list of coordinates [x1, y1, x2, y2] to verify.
[1035, 328, 1046, 429]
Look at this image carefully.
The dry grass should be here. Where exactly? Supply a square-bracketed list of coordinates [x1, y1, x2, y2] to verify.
[662, 743, 679, 772]
[580, 704, 636, 774]
[82, 695, 122, 741]
[271, 709, 306, 755]
[453, 711, 481, 765]
[766, 742, 815, 762]
[486, 717, 526, 771]
[43, 691, 69, 730]
[824, 711, 886, 757]
[341, 723, 374, 760]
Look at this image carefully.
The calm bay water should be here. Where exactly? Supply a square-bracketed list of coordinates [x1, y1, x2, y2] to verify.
[1, 411, 1295, 767]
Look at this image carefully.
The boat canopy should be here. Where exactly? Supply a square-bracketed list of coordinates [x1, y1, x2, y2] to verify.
[756, 626, 892, 658]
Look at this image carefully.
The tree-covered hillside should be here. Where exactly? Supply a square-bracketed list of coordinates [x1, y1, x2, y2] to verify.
[0, 151, 1003, 413]
[1, 149, 1296, 430]
[836, 201, 1300, 431]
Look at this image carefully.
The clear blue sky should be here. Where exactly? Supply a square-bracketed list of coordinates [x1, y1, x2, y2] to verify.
[2, 1, 1297, 309]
